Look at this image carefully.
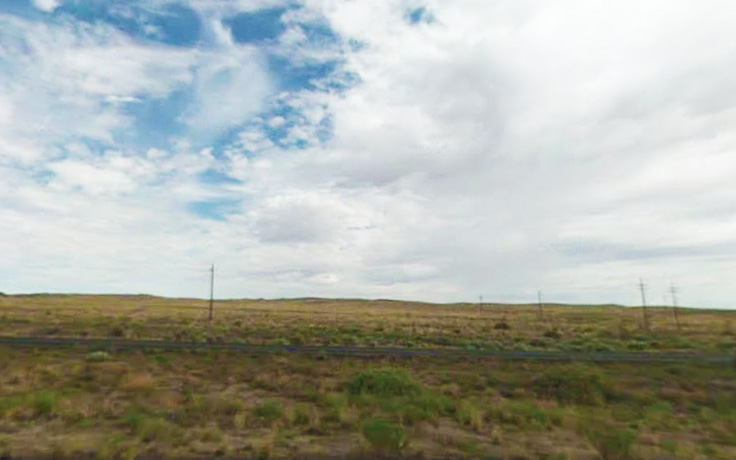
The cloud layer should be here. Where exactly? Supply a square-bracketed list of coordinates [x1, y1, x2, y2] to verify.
[2, 0, 736, 307]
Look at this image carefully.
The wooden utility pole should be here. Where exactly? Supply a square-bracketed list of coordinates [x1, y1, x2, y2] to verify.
[639, 279, 649, 331]
[670, 284, 681, 330]
[209, 264, 215, 321]
[537, 290, 543, 321]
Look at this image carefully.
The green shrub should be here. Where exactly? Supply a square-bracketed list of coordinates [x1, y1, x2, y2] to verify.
[585, 425, 637, 460]
[395, 392, 455, 425]
[109, 324, 126, 338]
[86, 351, 110, 362]
[291, 403, 312, 426]
[138, 417, 178, 443]
[455, 400, 483, 430]
[196, 424, 222, 443]
[321, 393, 348, 410]
[494, 321, 511, 330]
[532, 365, 610, 405]
[32, 391, 60, 415]
[488, 400, 548, 428]
[409, 392, 455, 416]
[121, 411, 145, 431]
[699, 443, 717, 456]
[253, 399, 284, 422]
[661, 439, 677, 454]
[346, 368, 421, 397]
[543, 329, 562, 339]
[361, 418, 406, 452]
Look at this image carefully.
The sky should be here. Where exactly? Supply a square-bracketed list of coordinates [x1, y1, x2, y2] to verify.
[1, 0, 736, 307]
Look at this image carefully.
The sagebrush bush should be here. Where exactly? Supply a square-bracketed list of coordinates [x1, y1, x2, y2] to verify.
[138, 417, 179, 443]
[531, 364, 610, 405]
[290, 403, 312, 426]
[346, 368, 421, 397]
[32, 391, 60, 416]
[86, 351, 110, 362]
[543, 329, 561, 339]
[361, 418, 406, 452]
[584, 424, 637, 460]
[494, 321, 511, 330]
[400, 392, 455, 425]
[253, 399, 283, 422]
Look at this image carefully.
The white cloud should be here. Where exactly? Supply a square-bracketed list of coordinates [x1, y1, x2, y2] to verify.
[182, 48, 273, 136]
[3, 0, 736, 307]
[267, 116, 286, 128]
[32, 0, 61, 12]
[0, 16, 196, 164]
[222, 0, 736, 305]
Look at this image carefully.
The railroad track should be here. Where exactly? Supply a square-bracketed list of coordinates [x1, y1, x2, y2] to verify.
[0, 336, 733, 364]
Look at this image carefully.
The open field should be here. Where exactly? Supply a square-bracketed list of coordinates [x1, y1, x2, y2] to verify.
[1, 294, 736, 459]
[0, 348, 735, 459]
[1, 294, 735, 352]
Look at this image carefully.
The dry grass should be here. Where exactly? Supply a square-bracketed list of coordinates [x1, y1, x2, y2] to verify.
[120, 373, 156, 393]
[0, 345, 734, 459]
[0, 294, 735, 459]
[1, 294, 735, 353]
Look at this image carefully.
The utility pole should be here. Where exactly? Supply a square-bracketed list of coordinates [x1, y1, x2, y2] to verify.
[639, 279, 649, 331]
[537, 290, 543, 321]
[670, 284, 681, 331]
[209, 264, 215, 321]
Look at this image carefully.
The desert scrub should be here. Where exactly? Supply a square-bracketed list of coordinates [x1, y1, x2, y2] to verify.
[532, 364, 611, 405]
[487, 400, 549, 429]
[85, 351, 110, 362]
[455, 400, 484, 431]
[31, 391, 61, 416]
[346, 368, 421, 397]
[290, 403, 313, 426]
[320, 393, 348, 424]
[583, 423, 637, 460]
[361, 418, 407, 453]
[253, 399, 284, 423]
[399, 392, 455, 425]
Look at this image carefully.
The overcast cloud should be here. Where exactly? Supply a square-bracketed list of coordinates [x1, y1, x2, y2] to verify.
[1, 0, 736, 307]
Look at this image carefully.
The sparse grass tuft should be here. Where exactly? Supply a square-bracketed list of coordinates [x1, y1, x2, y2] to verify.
[290, 403, 312, 426]
[120, 373, 155, 394]
[138, 417, 180, 443]
[455, 400, 483, 431]
[346, 368, 421, 397]
[584, 423, 637, 460]
[86, 351, 111, 362]
[361, 418, 406, 452]
[532, 364, 610, 405]
[32, 391, 60, 416]
[253, 399, 284, 423]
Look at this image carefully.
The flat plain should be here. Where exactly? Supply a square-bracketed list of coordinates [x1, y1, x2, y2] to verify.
[0, 294, 735, 459]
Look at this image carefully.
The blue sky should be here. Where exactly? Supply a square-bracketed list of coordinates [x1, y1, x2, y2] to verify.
[2, 0, 736, 307]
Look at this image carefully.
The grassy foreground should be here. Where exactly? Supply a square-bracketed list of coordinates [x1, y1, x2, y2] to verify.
[1, 294, 736, 352]
[1, 294, 735, 459]
[0, 348, 735, 459]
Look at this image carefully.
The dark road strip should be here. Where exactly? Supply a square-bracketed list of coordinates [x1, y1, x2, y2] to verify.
[0, 336, 733, 364]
